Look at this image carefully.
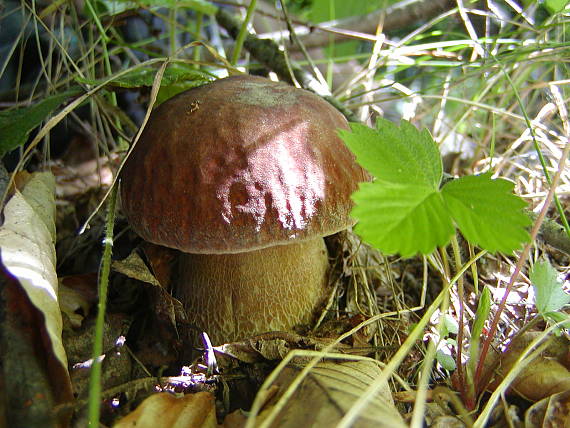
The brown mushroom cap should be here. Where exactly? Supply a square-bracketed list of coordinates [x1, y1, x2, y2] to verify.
[121, 75, 368, 254]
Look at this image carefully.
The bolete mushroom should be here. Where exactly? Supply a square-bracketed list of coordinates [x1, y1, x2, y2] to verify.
[120, 75, 368, 345]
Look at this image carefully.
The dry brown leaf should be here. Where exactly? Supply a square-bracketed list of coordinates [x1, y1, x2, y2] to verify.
[525, 390, 570, 427]
[58, 273, 99, 328]
[114, 391, 218, 428]
[236, 359, 405, 428]
[486, 333, 570, 401]
[0, 172, 67, 370]
[141, 241, 178, 288]
[52, 156, 115, 198]
[112, 251, 161, 287]
[0, 171, 73, 427]
[218, 332, 351, 365]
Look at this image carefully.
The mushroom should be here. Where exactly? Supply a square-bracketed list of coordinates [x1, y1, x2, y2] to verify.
[120, 75, 368, 345]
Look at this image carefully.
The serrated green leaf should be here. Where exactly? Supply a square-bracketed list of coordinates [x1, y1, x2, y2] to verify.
[441, 173, 530, 253]
[0, 88, 81, 157]
[339, 119, 442, 188]
[351, 182, 455, 257]
[530, 260, 570, 315]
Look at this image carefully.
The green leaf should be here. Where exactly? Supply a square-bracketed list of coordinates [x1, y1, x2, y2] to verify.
[472, 286, 491, 343]
[530, 259, 570, 315]
[343, 120, 530, 257]
[441, 173, 530, 253]
[77, 64, 212, 91]
[339, 119, 442, 188]
[443, 314, 459, 336]
[470, 286, 491, 367]
[436, 350, 456, 371]
[0, 88, 81, 157]
[100, 0, 218, 15]
[351, 182, 455, 257]
[156, 81, 207, 105]
[544, 0, 569, 14]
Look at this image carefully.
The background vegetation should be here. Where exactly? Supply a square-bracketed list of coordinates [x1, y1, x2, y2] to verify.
[0, 0, 569, 427]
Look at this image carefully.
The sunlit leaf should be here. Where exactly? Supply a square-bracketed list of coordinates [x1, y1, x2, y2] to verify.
[351, 182, 454, 257]
[340, 119, 442, 188]
[341, 120, 530, 257]
[544, 0, 569, 14]
[77, 64, 212, 91]
[0, 172, 67, 370]
[530, 259, 570, 315]
[98, 0, 218, 15]
[441, 173, 530, 253]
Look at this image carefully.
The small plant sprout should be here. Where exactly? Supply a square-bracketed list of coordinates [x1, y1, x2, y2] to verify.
[339, 118, 532, 257]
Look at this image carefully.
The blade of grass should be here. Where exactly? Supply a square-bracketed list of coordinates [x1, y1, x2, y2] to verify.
[87, 182, 118, 427]
[231, 0, 257, 66]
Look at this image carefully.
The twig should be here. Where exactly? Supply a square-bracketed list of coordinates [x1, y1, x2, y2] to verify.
[258, 0, 457, 51]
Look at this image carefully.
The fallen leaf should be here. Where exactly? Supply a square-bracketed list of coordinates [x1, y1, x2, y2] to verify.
[0, 172, 67, 370]
[485, 332, 570, 401]
[525, 390, 570, 427]
[241, 359, 405, 428]
[0, 171, 73, 427]
[114, 391, 218, 428]
[113, 251, 161, 287]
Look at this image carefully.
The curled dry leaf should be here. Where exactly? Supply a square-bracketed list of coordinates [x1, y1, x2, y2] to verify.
[0, 172, 67, 370]
[114, 391, 218, 428]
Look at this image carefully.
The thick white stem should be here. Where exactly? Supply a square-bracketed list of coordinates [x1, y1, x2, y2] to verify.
[177, 238, 329, 345]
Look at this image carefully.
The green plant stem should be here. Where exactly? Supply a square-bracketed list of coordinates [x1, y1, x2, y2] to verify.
[411, 278, 450, 427]
[169, 6, 178, 56]
[450, 235, 470, 408]
[87, 183, 118, 427]
[193, 12, 204, 68]
[231, 0, 257, 66]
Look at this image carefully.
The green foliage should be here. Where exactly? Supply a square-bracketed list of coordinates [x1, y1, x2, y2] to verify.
[544, 0, 569, 13]
[436, 349, 456, 371]
[94, 0, 218, 15]
[441, 174, 530, 253]
[530, 259, 570, 319]
[470, 286, 491, 365]
[340, 119, 531, 257]
[76, 64, 212, 104]
[0, 89, 81, 157]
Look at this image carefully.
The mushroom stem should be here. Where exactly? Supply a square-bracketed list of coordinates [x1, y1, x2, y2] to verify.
[176, 238, 329, 345]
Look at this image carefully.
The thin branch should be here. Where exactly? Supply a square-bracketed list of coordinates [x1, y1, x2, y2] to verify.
[258, 0, 457, 51]
[215, 8, 358, 122]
